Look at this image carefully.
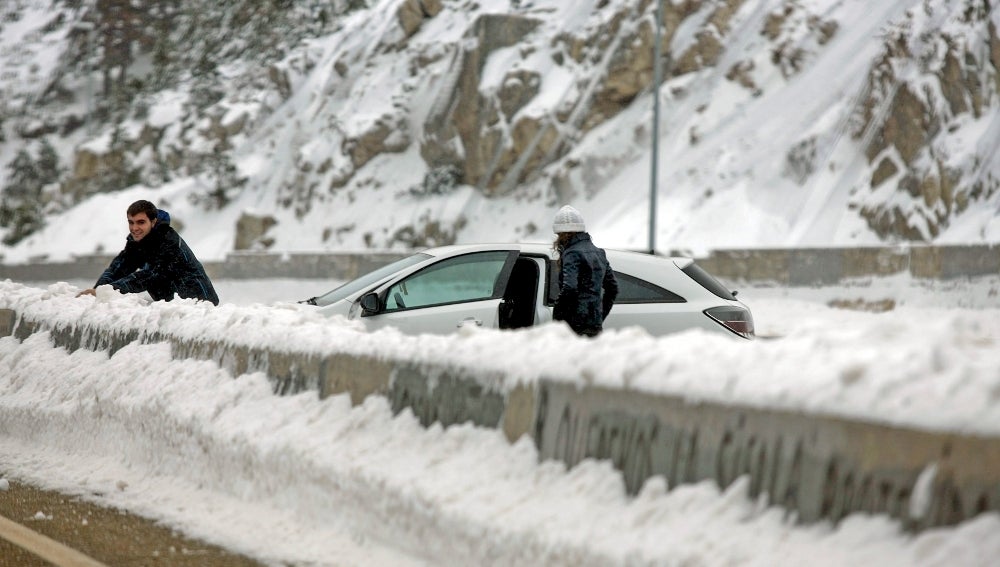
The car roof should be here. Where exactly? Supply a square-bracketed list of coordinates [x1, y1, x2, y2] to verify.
[420, 242, 693, 267]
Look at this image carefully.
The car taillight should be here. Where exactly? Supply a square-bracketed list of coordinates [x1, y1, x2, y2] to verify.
[704, 306, 755, 339]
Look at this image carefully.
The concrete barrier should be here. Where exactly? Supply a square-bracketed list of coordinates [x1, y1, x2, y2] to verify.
[535, 382, 998, 530]
[2, 307, 997, 532]
[0, 251, 411, 282]
[0, 309, 14, 338]
[696, 244, 1000, 284]
[2, 246, 998, 285]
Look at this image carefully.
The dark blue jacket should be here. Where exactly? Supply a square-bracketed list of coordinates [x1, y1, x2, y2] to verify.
[553, 233, 618, 335]
[96, 210, 219, 305]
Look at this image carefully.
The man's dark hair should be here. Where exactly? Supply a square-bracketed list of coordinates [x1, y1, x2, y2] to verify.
[127, 200, 158, 221]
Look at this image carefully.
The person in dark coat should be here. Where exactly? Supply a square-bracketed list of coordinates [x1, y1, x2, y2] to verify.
[551, 205, 618, 337]
[76, 200, 220, 305]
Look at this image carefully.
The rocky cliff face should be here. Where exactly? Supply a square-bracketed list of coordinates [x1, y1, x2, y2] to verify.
[1, 0, 998, 252]
[853, 3, 1000, 240]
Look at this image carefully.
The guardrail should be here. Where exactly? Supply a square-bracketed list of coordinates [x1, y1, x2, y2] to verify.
[2, 303, 996, 533]
[1, 245, 997, 284]
[696, 244, 1000, 284]
[0, 251, 411, 282]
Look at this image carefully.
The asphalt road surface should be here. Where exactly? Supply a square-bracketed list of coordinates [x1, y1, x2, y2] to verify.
[0, 479, 264, 567]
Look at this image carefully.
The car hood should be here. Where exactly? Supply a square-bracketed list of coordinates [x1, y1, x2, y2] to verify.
[317, 298, 353, 319]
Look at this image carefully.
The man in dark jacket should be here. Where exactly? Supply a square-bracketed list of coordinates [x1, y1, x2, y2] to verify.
[77, 200, 219, 305]
[551, 205, 618, 337]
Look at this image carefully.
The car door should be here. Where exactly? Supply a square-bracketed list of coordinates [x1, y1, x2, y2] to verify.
[361, 250, 518, 335]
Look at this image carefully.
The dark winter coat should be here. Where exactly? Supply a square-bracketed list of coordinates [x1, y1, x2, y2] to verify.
[96, 210, 219, 305]
[553, 232, 618, 336]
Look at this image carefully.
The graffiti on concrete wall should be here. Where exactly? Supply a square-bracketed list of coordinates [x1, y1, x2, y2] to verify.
[388, 365, 506, 430]
[536, 382, 998, 529]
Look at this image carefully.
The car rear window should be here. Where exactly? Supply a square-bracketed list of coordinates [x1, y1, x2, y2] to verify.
[545, 262, 686, 304]
[680, 262, 736, 300]
[614, 272, 685, 303]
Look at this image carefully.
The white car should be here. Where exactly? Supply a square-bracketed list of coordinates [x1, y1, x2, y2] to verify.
[304, 243, 754, 339]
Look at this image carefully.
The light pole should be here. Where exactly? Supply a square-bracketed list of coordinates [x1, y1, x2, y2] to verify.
[73, 21, 96, 136]
[649, 0, 664, 255]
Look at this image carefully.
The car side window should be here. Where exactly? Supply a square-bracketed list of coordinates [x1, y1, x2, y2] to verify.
[384, 251, 511, 311]
[613, 272, 686, 303]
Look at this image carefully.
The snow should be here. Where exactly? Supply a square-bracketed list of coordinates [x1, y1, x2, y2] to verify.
[2, 276, 1000, 565]
[2, 0, 1000, 563]
[3, 0, 1000, 264]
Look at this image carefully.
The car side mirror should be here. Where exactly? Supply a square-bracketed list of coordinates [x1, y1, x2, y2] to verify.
[359, 292, 380, 315]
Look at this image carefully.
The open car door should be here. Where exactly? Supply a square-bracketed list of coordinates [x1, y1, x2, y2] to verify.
[358, 250, 518, 335]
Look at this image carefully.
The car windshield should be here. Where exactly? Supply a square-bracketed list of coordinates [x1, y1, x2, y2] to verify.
[310, 253, 432, 306]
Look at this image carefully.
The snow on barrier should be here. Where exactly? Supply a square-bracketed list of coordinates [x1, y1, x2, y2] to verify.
[1, 296, 998, 534]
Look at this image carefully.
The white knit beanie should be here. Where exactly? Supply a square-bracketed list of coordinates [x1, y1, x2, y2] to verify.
[552, 205, 586, 233]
